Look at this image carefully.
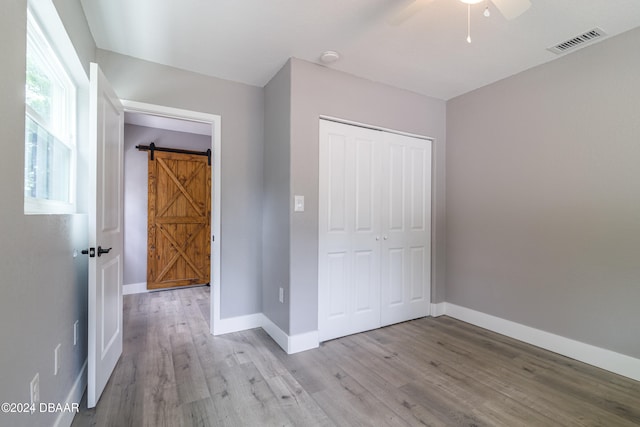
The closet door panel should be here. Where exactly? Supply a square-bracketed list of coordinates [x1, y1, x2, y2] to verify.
[319, 120, 381, 341]
[327, 134, 347, 232]
[410, 246, 427, 301]
[355, 139, 375, 232]
[327, 252, 348, 319]
[320, 119, 431, 340]
[387, 247, 405, 306]
[353, 249, 377, 323]
[381, 133, 432, 326]
[388, 143, 406, 232]
[410, 147, 428, 231]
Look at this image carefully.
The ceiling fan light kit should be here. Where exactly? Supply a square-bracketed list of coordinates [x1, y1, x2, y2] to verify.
[466, 2, 473, 43]
[462, 0, 531, 43]
[390, 0, 531, 43]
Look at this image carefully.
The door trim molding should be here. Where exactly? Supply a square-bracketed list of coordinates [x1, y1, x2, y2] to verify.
[121, 100, 222, 337]
[319, 115, 434, 142]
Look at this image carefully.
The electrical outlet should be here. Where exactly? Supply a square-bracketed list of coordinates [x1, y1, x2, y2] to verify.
[30, 373, 40, 406]
[278, 287, 284, 303]
[73, 320, 79, 346]
[54, 344, 61, 375]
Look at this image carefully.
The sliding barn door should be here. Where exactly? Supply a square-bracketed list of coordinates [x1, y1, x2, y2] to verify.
[147, 151, 211, 290]
[318, 119, 431, 342]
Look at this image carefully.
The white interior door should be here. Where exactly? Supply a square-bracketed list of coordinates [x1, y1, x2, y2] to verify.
[380, 132, 432, 326]
[318, 119, 431, 342]
[318, 120, 382, 341]
[87, 62, 124, 408]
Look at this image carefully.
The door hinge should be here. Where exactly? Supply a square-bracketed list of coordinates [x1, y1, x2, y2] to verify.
[212, 235, 215, 242]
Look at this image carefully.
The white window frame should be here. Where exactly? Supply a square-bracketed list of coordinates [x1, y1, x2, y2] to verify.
[24, 8, 77, 215]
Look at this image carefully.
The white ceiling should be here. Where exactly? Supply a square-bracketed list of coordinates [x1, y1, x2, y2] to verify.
[81, 0, 640, 100]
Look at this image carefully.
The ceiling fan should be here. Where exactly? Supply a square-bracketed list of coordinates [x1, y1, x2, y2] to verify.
[389, 0, 532, 40]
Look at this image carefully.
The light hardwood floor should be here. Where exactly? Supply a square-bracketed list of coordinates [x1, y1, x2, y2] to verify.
[72, 286, 640, 426]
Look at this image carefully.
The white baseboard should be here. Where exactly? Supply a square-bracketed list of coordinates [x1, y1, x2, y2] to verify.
[125, 283, 318, 354]
[212, 313, 319, 355]
[209, 301, 640, 379]
[430, 302, 447, 317]
[54, 359, 87, 427]
[289, 330, 320, 354]
[261, 316, 319, 354]
[443, 303, 640, 382]
[260, 316, 290, 352]
[212, 313, 264, 335]
[123, 282, 148, 295]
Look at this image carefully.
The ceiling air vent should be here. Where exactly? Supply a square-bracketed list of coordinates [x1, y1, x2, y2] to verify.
[547, 28, 607, 55]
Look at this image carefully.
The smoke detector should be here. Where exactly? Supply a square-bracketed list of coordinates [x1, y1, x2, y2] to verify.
[320, 51, 340, 64]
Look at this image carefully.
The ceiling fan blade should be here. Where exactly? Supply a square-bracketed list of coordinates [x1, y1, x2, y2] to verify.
[387, 0, 435, 26]
[491, 0, 531, 20]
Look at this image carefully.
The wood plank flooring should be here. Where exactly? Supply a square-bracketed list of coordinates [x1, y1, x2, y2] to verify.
[71, 286, 640, 426]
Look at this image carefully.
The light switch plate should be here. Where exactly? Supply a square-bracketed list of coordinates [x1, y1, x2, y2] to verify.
[54, 344, 61, 376]
[73, 320, 79, 346]
[30, 373, 39, 405]
[294, 195, 304, 212]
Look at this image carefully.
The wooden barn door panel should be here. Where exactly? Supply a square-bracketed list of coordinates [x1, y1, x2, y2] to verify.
[148, 151, 210, 290]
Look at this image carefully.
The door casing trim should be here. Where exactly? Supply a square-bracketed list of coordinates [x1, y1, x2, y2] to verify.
[121, 100, 221, 336]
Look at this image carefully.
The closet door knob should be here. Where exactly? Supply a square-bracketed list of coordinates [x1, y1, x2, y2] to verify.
[383, 236, 388, 240]
[97, 246, 112, 257]
[375, 236, 380, 241]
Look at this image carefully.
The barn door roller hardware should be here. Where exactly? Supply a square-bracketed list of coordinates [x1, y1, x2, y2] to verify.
[136, 142, 212, 166]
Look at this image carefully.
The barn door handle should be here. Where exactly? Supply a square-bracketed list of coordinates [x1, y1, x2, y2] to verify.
[97, 246, 112, 257]
[81, 248, 96, 258]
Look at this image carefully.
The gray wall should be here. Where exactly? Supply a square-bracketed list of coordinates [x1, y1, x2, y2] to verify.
[96, 50, 264, 318]
[446, 27, 640, 359]
[52, 0, 96, 77]
[284, 58, 447, 335]
[123, 124, 212, 286]
[263, 62, 292, 332]
[0, 0, 94, 426]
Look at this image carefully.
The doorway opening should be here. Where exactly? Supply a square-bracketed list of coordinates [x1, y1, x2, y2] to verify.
[121, 100, 221, 335]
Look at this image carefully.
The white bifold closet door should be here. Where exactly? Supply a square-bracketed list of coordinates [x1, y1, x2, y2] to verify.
[319, 119, 432, 342]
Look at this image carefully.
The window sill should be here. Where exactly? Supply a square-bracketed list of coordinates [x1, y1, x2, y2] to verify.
[24, 198, 76, 215]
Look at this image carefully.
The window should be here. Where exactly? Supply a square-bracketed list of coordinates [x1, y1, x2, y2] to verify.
[24, 9, 76, 214]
